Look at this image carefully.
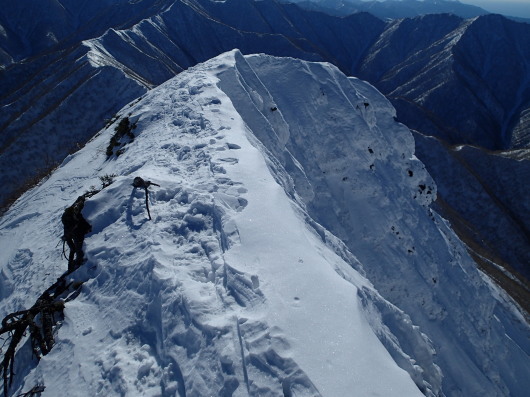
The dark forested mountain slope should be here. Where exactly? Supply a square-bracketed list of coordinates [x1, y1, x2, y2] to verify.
[363, 14, 530, 151]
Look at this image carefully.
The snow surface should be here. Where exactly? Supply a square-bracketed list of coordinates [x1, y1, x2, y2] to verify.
[0, 50, 529, 397]
[217, 51, 530, 397]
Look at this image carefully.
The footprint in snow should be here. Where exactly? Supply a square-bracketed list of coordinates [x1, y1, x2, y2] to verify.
[218, 158, 238, 165]
[211, 164, 226, 174]
[215, 192, 248, 212]
[236, 198, 248, 211]
[202, 97, 221, 106]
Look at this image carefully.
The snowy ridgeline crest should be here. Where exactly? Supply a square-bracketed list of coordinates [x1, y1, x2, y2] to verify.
[2, 0, 530, 285]
[0, 51, 528, 397]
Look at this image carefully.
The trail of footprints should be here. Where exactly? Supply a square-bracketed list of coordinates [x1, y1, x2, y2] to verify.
[144, 79, 320, 396]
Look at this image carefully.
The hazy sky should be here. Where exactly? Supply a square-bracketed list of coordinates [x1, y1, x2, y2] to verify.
[462, 0, 530, 18]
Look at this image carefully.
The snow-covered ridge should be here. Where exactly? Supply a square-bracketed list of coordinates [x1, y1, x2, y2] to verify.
[1, 51, 528, 396]
[2, 2, 529, 291]
[218, 51, 530, 395]
[0, 50, 425, 397]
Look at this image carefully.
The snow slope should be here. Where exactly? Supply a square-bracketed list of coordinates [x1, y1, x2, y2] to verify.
[0, 0, 172, 68]
[218, 52, 530, 396]
[2, 3, 529, 295]
[0, 51, 528, 396]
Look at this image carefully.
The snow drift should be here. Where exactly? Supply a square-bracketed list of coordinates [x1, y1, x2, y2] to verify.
[0, 50, 528, 397]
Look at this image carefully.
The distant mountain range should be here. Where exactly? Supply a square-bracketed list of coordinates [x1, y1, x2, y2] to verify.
[292, 0, 530, 22]
[0, 0, 528, 311]
[293, 0, 489, 19]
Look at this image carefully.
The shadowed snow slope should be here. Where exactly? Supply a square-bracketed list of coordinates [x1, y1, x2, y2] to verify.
[0, 51, 528, 397]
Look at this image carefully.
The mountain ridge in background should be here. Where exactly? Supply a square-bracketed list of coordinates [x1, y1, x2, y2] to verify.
[292, 0, 530, 22]
[293, 0, 486, 18]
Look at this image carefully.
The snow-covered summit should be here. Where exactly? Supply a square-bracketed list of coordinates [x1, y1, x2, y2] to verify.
[0, 51, 528, 396]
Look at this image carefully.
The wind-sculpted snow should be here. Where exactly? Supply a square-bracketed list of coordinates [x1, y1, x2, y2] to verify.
[0, 51, 435, 397]
[1, 50, 528, 397]
[217, 51, 530, 396]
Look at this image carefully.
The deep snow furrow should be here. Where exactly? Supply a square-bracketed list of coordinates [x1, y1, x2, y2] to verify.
[235, 317, 251, 396]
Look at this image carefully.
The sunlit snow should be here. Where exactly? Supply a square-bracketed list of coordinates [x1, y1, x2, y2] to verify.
[0, 50, 528, 397]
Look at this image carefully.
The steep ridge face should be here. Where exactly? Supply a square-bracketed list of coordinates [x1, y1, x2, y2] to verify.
[358, 13, 530, 151]
[452, 15, 530, 149]
[1, 50, 528, 397]
[357, 13, 464, 83]
[218, 51, 530, 397]
[0, 51, 442, 397]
